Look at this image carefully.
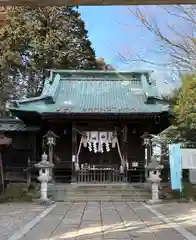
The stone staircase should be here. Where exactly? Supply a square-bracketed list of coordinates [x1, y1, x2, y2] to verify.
[49, 183, 152, 202]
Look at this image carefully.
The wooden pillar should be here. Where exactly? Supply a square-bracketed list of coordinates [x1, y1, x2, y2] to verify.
[28, 134, 36, 185]
[122, 123, 128, 163]
[122, 123, 128, 182]
[31, 134, 36, 163]
[72, 123, 77, 183]
[48, 144, 53, 177]
[26, 157, 31, 187]
[0, 151, 4, 193]
[121, 124, 128, 164]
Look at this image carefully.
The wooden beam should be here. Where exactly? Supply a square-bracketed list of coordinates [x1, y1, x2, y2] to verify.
[72, 123, 77, 154]
[0, 0, 193, 5]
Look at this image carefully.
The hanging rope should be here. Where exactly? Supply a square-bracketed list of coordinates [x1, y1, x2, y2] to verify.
[76, 131, 124, 169]
[76, 136, 83, 163]
[116, 138, 124, 166]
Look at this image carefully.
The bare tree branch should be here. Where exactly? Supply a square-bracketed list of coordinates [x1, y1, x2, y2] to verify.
[126, 5, 196, 73]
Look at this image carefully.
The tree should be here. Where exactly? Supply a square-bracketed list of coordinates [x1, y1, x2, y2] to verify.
[25, 7, 98, 71]
[174, 74, 196, 132]
[159, 74, 196, 146]
[0, 6, 99, 109]
[129, 5, 196, 72]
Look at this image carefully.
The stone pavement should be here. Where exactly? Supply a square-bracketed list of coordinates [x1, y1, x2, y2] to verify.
[0, 203, 47, 240]
[11, 201, 196, 240]
[153, 202, 196, 237]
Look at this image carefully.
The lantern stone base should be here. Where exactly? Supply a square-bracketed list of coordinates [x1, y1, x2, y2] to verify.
[33, 198, 55, 205]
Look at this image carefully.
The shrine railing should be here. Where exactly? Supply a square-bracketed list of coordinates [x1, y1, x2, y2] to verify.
[73, 163, 170, 184]
[76, 169, 125, 184]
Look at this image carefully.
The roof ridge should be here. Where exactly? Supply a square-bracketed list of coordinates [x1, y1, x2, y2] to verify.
[10, 96, 47, 108]
[60, 77, 141, 81]
[45, 74, 61, 103]
[46, 69, 153, 74]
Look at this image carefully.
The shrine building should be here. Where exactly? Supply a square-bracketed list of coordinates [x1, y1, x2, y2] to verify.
[1, 70, 170, 184]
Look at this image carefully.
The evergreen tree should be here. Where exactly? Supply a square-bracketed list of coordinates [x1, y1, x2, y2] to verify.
[24, 7, 98, 71]
[159, 74, 196, 146]
[0, 6, 99, 107]
[174, 75, 196, 136]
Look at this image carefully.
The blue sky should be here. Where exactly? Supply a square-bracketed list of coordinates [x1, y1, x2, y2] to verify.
[79, 6, 157, 70]
[79, 6, 191, 92]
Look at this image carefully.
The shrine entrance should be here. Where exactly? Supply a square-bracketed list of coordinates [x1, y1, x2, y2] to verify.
[74, 130, 126, 183]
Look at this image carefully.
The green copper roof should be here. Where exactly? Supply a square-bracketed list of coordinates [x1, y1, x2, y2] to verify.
[9, 70, 169, 114]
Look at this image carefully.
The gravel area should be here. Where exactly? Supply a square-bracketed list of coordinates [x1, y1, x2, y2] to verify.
[0, 203, 47, 240]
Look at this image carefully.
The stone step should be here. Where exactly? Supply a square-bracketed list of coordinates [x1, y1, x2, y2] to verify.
[54, 183, 148, 187]
[52, 188, 150, 193]
[49, 183, 152, 202]
[63, 198, 149, 202]
[66, 187, 148, 191]
[50, 191, 151, 197]
[52, 192, 151, 202]
[63, 192, 151, 196]
[63, 195, 150, 201]
[63, 191, 150, 196]
[54, 186, 149, 192]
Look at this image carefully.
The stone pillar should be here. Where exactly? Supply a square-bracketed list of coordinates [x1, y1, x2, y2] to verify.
[35, 153, 54, 205]
[147, 170, 162, 204]
[40, 181, 47, 200]
[146, 136, 164, 204]
[151, 180, 159, 202]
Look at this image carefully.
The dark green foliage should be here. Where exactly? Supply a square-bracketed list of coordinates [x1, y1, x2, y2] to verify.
[0, 183, 39, 202]
[0, 6, 99, 113]
[159, 74, 196, 146]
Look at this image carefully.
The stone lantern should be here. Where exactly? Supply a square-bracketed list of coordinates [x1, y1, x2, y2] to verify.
[147, 155, 164, 204]
[35, 153, 54, 205]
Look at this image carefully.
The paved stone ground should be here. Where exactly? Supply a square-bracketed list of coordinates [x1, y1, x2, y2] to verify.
[153, 202, 196, 237]
[0, 203, 47, 240]
[18, 202, 190, 240]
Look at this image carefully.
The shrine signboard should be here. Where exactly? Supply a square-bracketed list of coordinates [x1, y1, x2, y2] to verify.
[0, 0, 194, 6]
[181, 149, 196, 170]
